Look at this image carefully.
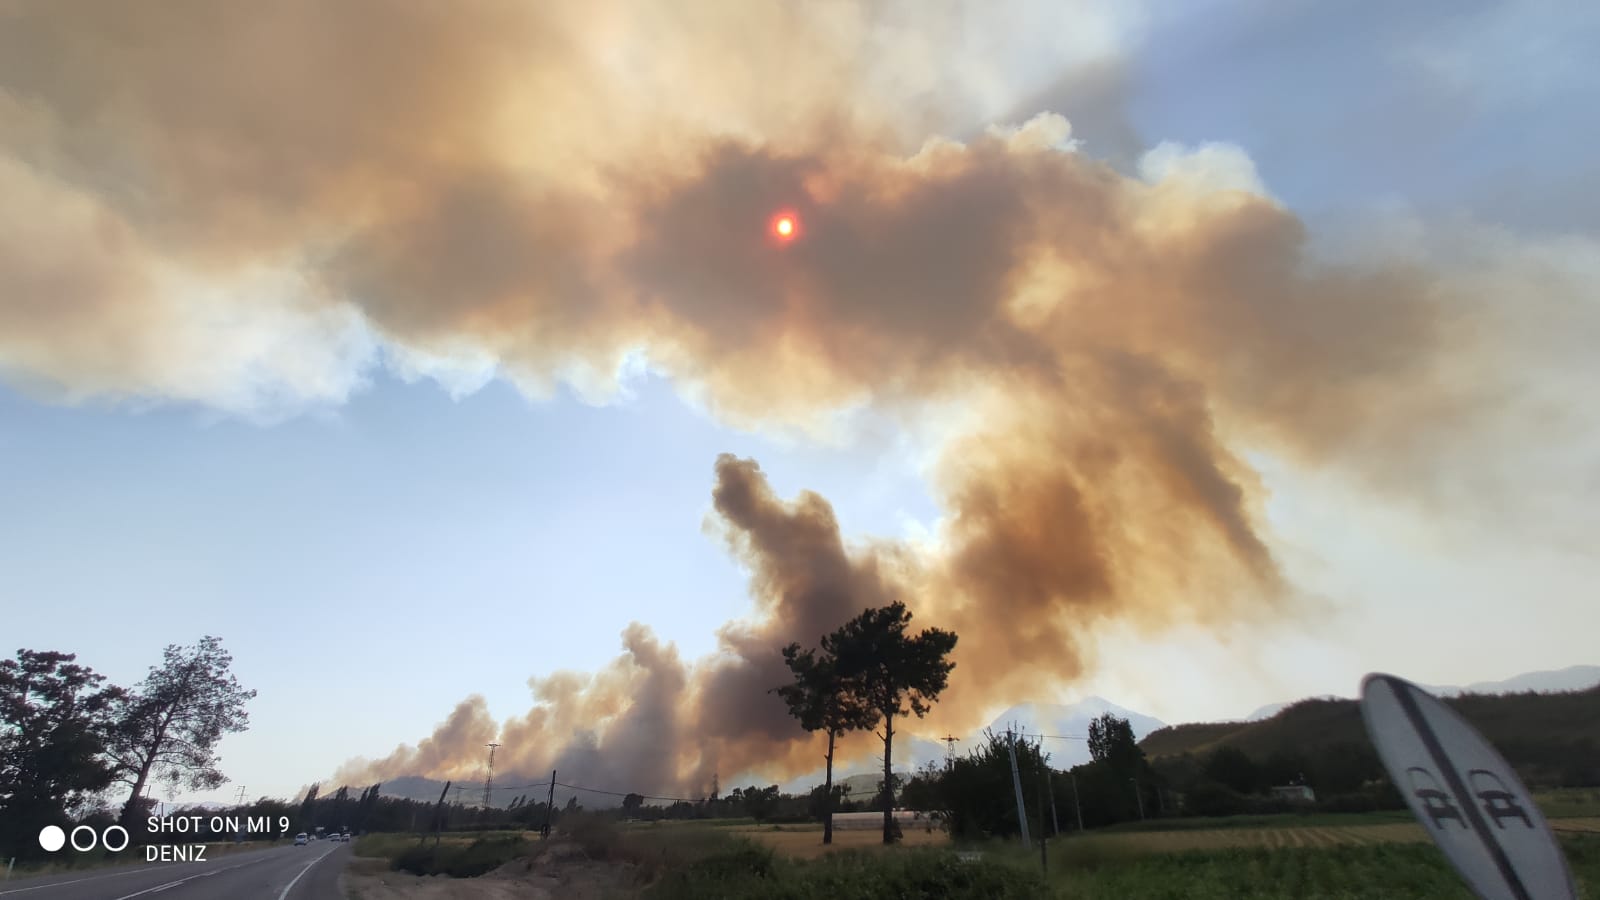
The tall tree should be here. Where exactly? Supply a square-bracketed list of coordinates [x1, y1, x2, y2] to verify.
[0, 650, 124, 858]
[828, 602, 958, 845]
[299, 782, 320, 830]
[1087, 712, 1140, 770]
[110, 636, 257, 826]
[773, 641, 877, 844]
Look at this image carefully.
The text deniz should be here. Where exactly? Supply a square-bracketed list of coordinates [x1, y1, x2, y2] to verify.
[147, 844, 207, 862]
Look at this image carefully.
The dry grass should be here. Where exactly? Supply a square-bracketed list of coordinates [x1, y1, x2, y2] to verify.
[728, 823, 951, 859]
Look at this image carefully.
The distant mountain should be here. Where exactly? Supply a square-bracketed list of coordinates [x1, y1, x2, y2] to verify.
[1424, 665, 1600, 698]
[1243, 695, 1343, 722]
[1141, 681, 1600, 783]
[1241, 665, 1600, 721]
[967, 697, 1167, 769]
[814, 696, 1167, 789]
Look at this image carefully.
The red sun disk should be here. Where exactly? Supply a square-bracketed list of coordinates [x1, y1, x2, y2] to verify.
[769, 210, 801, 243]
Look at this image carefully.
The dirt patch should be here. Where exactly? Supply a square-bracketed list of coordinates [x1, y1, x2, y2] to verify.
[341, 844, 641, 900]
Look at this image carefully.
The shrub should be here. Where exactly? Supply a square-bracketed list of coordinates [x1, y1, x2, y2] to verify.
[1183, 781, 1251, 817]
[389, 835, 529, 877]
[645, 847, 1044, 900]
[561, 812, 623, 860]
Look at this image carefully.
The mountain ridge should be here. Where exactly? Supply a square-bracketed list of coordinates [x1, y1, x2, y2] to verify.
[365, 665, 1596, 806]
[1241, 664, 1600, 721]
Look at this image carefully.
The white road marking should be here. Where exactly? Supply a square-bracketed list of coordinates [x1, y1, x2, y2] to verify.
[109, 857, 266, 900]
[275, 846, 337, 900]
[0, 863, 171, 897]
[0, 847, 286, 897]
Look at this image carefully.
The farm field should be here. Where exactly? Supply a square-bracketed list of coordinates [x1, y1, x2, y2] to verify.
[1041, 835, 1600, 900]
[726, 822, 951, 858]
[715, 811, 1600, 860]
[345, 817, 1600, 899]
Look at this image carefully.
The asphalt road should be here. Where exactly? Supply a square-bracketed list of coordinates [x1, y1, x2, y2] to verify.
[0, 842, 348, 900]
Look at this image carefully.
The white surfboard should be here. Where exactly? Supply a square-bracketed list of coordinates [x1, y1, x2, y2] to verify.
[1360, 673, 1577, 900]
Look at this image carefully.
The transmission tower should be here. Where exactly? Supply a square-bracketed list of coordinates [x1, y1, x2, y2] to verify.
[483, 743, 500, 809]
[942, 735, 959, 770]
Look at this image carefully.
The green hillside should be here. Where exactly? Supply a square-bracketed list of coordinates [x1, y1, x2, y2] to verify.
[1140, 685, 1600, 788]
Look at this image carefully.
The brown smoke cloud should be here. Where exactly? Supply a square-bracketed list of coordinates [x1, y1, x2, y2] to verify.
[6, 2, 1595, 793]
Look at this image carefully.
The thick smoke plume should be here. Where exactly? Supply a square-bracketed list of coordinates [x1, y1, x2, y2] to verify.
[3, 2, 1595, 794]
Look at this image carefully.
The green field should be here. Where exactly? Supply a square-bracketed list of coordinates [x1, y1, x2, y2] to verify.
[636, 834, 1600, 900]
[1037, 835, 1600, 899]
[348, 811, 1600, 898]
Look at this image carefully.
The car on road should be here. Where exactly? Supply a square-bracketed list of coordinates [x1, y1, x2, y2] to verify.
[342, 832, 352, 842]
[294, 832, 308, 846]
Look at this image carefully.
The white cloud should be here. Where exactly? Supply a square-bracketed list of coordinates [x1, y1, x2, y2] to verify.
[1137, 140, 1271, 197]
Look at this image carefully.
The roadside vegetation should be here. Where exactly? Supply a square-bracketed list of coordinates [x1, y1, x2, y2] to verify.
[349, 813, 1600, 898]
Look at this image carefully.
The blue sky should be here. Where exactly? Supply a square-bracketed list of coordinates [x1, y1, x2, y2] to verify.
[2, 0, 1597, 804]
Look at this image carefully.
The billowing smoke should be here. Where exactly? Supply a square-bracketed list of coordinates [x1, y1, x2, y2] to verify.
[4, 2, 1595, 794]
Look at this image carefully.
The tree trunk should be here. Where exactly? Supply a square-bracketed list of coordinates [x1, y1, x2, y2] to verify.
[120, 709, 174, 827]
[822, 729, 836, 845]
[120, 755, 155, 828]
[881, 711, 896, 844]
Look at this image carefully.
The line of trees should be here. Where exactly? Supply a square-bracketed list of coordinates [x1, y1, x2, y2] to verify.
[773, 600, 958, 846]
[892, 710, 1416, 834]
[898, 712, 1158, 838]
[0, 637, 256, 860]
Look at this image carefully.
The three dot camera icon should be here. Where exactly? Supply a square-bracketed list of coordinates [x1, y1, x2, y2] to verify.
[38, 823, 132, 853]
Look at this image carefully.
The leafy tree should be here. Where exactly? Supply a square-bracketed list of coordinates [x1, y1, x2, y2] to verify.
[827, 602, 958, 844]
[1261, 747, 1312, 787]
[773, 641, 877, 844]
[110, 636, 257, 827]
[0, 650, 125, 859]
[622, 792, 645, 814]
[734, 784, 781, 822]
[299, 783, 319, 830]
[1204, 745, 1260, 795]
[900, 731, 1057, 840]
[1087, 713, 1142, 772]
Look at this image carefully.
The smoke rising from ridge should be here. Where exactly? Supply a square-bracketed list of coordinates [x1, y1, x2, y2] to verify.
[4, 1, 1596, 793]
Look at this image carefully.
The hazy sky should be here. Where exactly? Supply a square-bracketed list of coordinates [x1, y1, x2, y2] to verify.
[2, 0, 1596, 805]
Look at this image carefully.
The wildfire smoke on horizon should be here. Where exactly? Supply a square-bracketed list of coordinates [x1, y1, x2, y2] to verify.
[2, 1, 1595, 796]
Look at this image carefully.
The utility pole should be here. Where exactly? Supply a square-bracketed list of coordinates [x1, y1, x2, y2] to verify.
[1036, 768, 1049, 874]
[1070, 771, 1085, 831]
[483, 743, 500, 811]
[542, 770, 556, 840]
[234, 786, 247, 842]
[1047, 771, 1060, 836]
[1130, 777, 1145, 821]
[425, 781, 451, 847]
[1005, 729, 1031, 850]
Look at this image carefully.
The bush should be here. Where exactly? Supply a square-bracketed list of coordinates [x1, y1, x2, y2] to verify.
[645, 847, 1044, 900]
[1183, 781, 1252, 817]
[390, 835, 529, 877]
[561, 812, 623, 860]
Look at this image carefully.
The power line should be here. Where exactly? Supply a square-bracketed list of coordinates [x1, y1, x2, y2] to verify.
[554, 781, 701, 804]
